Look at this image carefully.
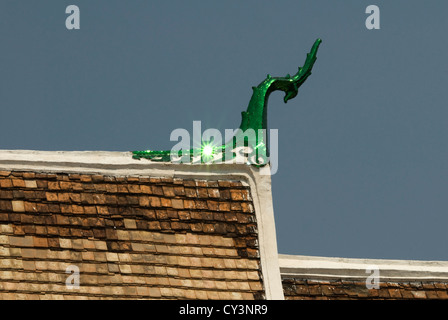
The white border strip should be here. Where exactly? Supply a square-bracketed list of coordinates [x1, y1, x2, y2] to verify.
[279, 254, 448, 282]
[0, 150, 284, 300]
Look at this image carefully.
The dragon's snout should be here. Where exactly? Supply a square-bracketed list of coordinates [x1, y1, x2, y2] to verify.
[284, 88, 298, 103]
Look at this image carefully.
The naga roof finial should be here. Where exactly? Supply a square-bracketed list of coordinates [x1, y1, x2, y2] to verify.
[133, 38, 322, 165]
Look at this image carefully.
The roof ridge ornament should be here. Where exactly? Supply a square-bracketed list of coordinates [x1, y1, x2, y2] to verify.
[132, 38, 322, 165]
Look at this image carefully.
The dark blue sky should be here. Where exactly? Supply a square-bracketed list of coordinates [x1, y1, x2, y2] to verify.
[1, 1, 447, 260]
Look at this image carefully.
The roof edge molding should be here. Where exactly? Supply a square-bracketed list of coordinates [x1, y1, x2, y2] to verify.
[279, 254, 448, 282]
[0, 149, 284, 299]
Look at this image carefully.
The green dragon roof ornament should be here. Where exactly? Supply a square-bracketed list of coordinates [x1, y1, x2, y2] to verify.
[133, 38, 322, 165]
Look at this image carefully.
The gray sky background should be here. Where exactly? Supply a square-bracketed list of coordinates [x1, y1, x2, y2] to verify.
[1, 1, 447, 260]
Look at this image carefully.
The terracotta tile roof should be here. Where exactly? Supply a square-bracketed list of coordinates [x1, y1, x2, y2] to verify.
[0, 170, 263, 300]
[279, 255, 448, 300]
[282, 278, 448, 300]
[4, 151, 447, 301]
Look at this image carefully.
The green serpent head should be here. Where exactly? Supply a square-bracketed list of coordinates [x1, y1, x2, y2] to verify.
[283, 83, 299, 103]
[282, 38, 322, 103]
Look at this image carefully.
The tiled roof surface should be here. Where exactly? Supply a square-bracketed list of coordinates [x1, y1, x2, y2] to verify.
[0, 170, 263, 300]
[283, 278, 448, 300]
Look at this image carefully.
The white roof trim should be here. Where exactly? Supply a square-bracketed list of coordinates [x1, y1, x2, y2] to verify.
[279, 254, 448, 282]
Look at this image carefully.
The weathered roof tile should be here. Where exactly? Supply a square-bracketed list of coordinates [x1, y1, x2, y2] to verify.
[0, 170, 263, 300]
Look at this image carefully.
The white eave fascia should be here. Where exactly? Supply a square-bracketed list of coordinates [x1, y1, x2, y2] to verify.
[279, 254, 448, 282]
